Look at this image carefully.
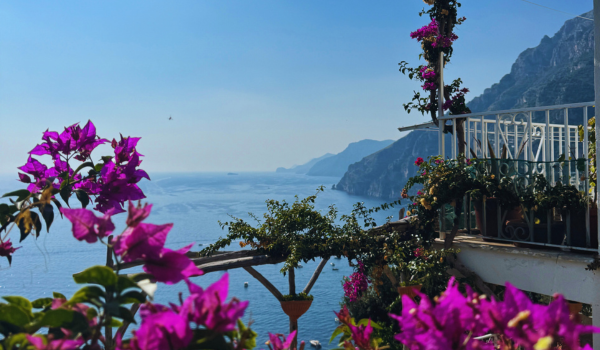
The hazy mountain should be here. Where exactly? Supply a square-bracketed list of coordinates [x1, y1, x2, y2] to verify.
[336, 11, 594, 199]
[306, 139, 395, 177]
[275, 153, 334, 174]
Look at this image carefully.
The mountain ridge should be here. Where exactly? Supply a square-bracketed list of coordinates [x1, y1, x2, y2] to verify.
[336, 10, 594, 199]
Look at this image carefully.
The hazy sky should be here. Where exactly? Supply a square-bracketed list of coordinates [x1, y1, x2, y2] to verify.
[0, 0, 593, 173]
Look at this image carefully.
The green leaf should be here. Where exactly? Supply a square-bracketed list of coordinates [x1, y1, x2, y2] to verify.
[329, 325, 346, 343]
[30, 211, 42, 238]
[236, 319, 258, 349]
[52, 292, 66, 300]
[52, 199, 63, 218]
[94, 163, 105, 172]
[59, 186, 71, 208]
[73, 162, 94, 176]
[3, 297, 32, 313]
[40, 204, 54, 233]
[38, 309, 75, 328]
[109, 318, 123, 327]
[75, 190, 90, 209]
[73, 266, 118, 287]
[115, 306, 136, 324]
[118, 291, 146, 305]
[1, 190, 31, 202]
[5, 333, 28, 349]
[192, 330, 230, 349]
[577, 158, 587, 173]
[31, 298, 54, 309]
[117, 276, 139, 293]
[69, 286, 106, 304]
[0, 304, 31, 327]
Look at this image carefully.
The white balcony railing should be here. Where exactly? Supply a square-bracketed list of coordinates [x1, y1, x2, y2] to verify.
[401, 102, 597, 252]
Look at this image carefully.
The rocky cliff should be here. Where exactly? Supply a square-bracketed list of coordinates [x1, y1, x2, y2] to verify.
[306, 139, 394, 177]
[336, 11, 594, 199]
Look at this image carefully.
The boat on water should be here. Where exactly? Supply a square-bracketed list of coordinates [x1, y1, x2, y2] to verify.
[330, 262, 335, 266]
[309, 340, 321, 348]
[227, 172, 238, 175]
[297, 264, 303, 268]
[332, 267, 339, 271]
[334, 317, 340, 323]
[244, 282, 249, 287]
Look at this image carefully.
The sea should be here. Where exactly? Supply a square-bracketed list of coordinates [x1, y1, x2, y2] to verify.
[0, 172, 400, 349]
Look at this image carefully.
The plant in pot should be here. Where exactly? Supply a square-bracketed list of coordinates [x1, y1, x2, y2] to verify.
[280, 293, 314, 321]
[404, 155, 481, 241]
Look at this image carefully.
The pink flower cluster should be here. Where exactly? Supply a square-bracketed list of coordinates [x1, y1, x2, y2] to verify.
[410, 20, 438, 42]
[391, 277, 599, 350]
[19, 121, 149, 214]
[442, 87, 470, 111]
[343, 261, 370, 303]
[335, 306, 376, 350]
[62, 201, 202, 284]
[414, 157, 425, 166]
[118, 273, 248, 350]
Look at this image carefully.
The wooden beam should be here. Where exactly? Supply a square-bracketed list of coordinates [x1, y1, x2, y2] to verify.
[302, 257, 329, 295]
[289, 268, 295, 295]
[243, 266, 283, 301]
[116, 250, 264, 271]
[198, 255, 286, 274]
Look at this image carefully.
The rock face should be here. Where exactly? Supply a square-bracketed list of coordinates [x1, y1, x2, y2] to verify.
[276, 153, 334, 174]
[336, 131, 440, 199]
[336, 11, 594, 199]
[468, 10, 593, 112]
[306, 139, 395, 177]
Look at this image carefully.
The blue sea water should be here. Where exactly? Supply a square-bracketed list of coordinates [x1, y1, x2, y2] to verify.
[0, 172, 399, 349]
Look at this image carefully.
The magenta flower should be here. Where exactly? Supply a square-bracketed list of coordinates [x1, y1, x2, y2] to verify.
[126, 201, 152, 227]
[410, 20, 438, 41]
[414, 157, 424, 166]
[26, 335, 84, 350]
[129, 309, 192, 350]
[113, 222, 172, 262]
[18, 156, 59, 192]
[347, 321, 373, 349]
[417, 190, 424, 196]
[182, 273, 248, 332]
[29, 121, 107, 161]
[0, 239, 20, 265]
[61, 208, 115, 243]
[343, 261, 369, 302]
[142, 245, 203, 285]
[112, 135, 143, 165]
[434, 159, 443, 164]
[94, 161, 147, 214]
[466, 158, 472, 165]
[267, 331, 297, 350]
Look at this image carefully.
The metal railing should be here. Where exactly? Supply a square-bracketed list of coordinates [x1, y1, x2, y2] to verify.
[436, 102, 596, 251]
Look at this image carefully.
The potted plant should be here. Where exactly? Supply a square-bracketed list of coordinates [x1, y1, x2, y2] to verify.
[280, 293, 314, 321]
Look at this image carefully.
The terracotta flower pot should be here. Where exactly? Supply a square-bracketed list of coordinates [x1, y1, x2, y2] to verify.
[280, 300, 313, 321]
[397, 285, 422, 299]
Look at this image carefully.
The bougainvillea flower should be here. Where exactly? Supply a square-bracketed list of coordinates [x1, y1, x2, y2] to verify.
[142, 245, 203, 285]
[343, 261, 369, 302]
[182, 273, 248, 332]
[126, 201, 152, 227]
[18, 156, 59, 192]
[26, 335, 84, 350]
[94, 161, 146, 214]
[410, 20, 438, 41]
[129, 309, 192, 350]
[61, 208, 115, 243]
[113, 222, 172, 262]
[112, 135, 143, 165]
[267, 331, 297, 350]
[391, 277, 491, 350]
[414, 157, 424, 166]
[0, 239, 20, 265]
[347, 321, 373, 349]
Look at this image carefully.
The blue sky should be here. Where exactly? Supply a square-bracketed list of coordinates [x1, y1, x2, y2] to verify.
[0, 0, 593, 173]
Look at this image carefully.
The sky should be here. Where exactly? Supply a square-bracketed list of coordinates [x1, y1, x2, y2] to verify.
[0, 0, 594, 173]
